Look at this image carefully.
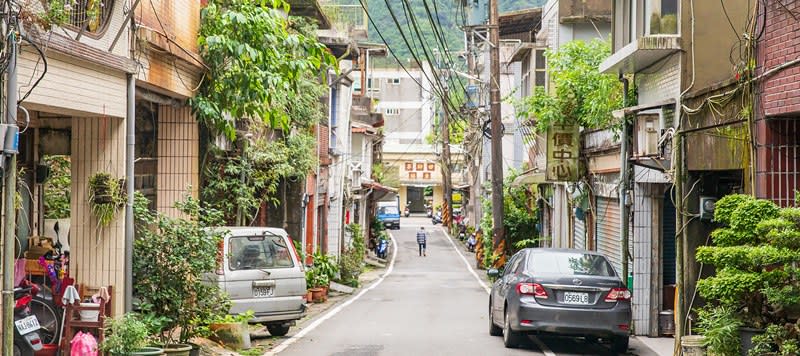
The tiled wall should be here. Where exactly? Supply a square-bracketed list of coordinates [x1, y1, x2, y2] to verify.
[632, 183, 665, 336]
[70, 116, 126, 316]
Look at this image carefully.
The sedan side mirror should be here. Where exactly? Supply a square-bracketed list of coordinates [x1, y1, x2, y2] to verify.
[487, 268, 499, 278]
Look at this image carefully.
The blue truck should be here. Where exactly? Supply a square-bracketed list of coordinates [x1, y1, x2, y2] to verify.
[377, 200, 401, 230]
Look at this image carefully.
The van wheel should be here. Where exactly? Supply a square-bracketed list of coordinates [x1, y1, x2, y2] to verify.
[267, 324, 291, 336]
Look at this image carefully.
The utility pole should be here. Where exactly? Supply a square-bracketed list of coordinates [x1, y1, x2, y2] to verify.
[441, 81, 452, 229]
[674, 132, 686, 352]
[488, 0, 504, 253]
[2, 15, 18, 355]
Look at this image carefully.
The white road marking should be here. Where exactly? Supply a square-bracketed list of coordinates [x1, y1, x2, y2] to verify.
[438, 227, 557, 356]
[267, 232, 399, 355]
[438, 226, 490, 294]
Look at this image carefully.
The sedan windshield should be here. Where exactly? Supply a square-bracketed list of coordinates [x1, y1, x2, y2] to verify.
[528, 252, 616, 277]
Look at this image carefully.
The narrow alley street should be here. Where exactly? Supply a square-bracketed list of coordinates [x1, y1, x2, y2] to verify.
[269, 217, 664, 356]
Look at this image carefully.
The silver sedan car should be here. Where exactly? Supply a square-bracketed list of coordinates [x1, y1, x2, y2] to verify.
[488, 248, 631, 352]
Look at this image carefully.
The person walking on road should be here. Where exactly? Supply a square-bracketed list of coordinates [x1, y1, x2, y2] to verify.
[417, 226, 428, 257]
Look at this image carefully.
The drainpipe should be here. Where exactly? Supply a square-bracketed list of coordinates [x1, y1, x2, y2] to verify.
[619, 76, 631, 288]
[124, 74, 135, 312]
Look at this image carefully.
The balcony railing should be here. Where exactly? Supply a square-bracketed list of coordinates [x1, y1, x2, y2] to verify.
[319, 1, 368, 36]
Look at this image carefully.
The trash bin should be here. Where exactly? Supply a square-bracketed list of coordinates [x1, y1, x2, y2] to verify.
[659, 310, 675, 336]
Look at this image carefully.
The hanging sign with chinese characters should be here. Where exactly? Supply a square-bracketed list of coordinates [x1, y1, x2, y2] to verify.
[545, 123, 580, 181]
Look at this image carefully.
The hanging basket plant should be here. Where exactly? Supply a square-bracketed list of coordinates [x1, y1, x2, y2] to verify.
[88, 172, 122, 226]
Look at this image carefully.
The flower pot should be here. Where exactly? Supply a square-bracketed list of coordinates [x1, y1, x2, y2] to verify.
[79, 303, 100, 321]
[310, 287, 324, 303]
[305, 290, 313, 302]
[110, 347, 165, 356]
[93, 194, 114, 204]
[187, 343, 201, 356]
[739, 327, 764, 356]
[33, 344, 58, 356]
[161, 343, 192, 356]
[209, 322, 251, 350]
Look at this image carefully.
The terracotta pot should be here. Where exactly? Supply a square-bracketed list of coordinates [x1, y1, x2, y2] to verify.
[305, 290, 313, 302]
[309, 287, 325, 303]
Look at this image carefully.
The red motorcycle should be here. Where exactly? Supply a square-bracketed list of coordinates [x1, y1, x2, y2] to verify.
[13, 281, 45, 355]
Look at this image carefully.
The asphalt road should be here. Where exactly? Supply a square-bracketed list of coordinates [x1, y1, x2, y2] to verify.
[271, 216, 660, 356]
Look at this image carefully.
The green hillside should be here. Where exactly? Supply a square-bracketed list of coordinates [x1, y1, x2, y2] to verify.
[364, 0, 545, 62]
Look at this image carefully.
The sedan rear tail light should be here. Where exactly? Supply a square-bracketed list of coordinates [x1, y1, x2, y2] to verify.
[517, 283, 548, 298]
[605, 288, 632, 302]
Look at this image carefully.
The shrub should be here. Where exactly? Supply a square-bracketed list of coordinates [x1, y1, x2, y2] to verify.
[101, 313, 150, 354]
[729, 199, 780, 240]
[713, 194, 753, 225]
[339, 224, 365, 287]
[132, 192, 229, 344]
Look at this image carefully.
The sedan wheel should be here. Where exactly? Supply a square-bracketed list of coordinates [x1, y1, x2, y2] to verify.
[503, 309, 523, 348]
[488, 303, 502, 336]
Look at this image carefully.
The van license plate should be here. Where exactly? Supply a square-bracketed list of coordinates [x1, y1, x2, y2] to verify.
[563, 292, 590, 305]
[15, 315, 40, 335]
[253, 286, 274, 298]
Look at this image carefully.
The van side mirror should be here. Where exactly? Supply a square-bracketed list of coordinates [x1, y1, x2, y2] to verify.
[487, 268, 499, 278]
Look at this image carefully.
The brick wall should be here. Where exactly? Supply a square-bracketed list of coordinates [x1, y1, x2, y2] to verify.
[759, 0, 800, 117]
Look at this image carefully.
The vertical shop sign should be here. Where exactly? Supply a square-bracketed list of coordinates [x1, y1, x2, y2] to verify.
[546, 123, 579, 181]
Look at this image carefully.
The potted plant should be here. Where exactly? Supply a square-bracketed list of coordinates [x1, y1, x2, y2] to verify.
[132, 193, 230, 350]
[695, 194, 800, 355]
[88, 172, 123, 226]
[306, 268, 328, 303]
[101, 313, 164, 356]
[207, 312, 253, 350]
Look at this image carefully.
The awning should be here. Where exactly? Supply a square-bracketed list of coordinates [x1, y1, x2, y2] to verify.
[511, 172, 548, 187]
[362, 181, 398, 202]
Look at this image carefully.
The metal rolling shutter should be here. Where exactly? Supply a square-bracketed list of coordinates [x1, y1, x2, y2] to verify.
[574, 211, 586, 250]
[596, 197, 622, 276]
[662, 191, 677, 285]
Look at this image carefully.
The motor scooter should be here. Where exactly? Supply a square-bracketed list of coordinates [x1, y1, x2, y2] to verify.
[13, 281, 44, 355]
[466, 234, 477, 252]
[376, 238, 389, 259]
[404, 206, 410, 217]
[431, 212, 442, 225]
[425, 204, 433, 218]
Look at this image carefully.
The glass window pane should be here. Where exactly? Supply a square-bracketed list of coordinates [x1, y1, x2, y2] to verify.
[535, 50, 546, 70]
[229, 235, 294, 270]
[528, 252, 617, 277]
[535, 71, 546, 87]
[647, 0, 678, 35]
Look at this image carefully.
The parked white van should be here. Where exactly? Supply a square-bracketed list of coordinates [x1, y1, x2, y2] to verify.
[208, 227, 306, 336]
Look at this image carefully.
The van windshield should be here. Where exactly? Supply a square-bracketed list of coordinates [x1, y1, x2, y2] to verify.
[379, 206, 399, 215]
[229, 234, 294, 271]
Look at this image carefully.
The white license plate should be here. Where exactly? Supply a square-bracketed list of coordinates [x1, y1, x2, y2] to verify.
[253, 286, 274, 298]
[563, 292, 590, 305]
[15, 315, 41, 335]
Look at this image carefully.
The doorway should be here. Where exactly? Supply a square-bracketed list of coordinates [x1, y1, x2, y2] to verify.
[407, 186, 425, 212]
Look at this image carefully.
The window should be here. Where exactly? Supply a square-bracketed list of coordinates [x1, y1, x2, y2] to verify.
[385, 108, 400, 116]
[416, 163, 424, 171]
[229, 234, 294, 271]
[409, 172, 417, 179]
[367, 78, 380, 92]
[405, 162, 414, 171]
[423, 172, 431, 180]
[528, 252, 617, 277]
[45, 0, 116, 37]
[427, 163, 435, 171]
[378, 206, 399, 215]
[534, 49, 547, 88]
[645, 0, 678, 35]
[388, 78, 401, 85]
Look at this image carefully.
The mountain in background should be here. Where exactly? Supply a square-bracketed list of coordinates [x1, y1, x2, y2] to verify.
[364, 0, 546, 63]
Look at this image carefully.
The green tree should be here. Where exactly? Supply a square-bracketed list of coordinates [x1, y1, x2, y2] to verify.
[192, 0, 336, 139]
[516, 39, 624, 133]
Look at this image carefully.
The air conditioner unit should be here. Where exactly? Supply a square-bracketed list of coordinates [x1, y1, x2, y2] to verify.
[635, 113, 660, 157]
